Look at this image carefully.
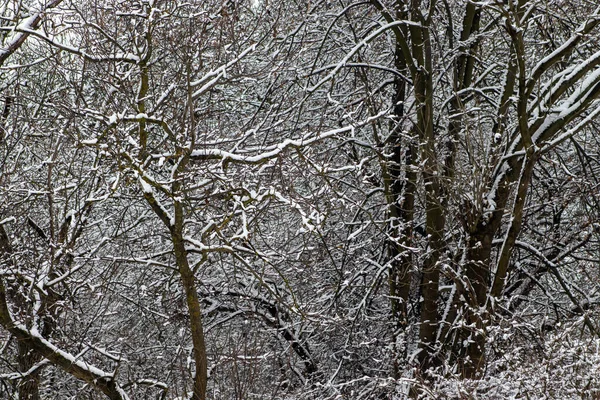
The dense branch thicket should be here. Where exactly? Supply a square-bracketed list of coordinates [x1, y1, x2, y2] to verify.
[1, 0, 600, 399]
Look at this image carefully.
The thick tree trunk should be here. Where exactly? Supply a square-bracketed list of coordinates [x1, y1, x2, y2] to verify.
[387, 148, 415, 378]
[386, 18, 414, 377]
[414, 49, 444, 378]
[173, 236, 208, 400]
[457, 229, 493, 378]
[172, 197, 208, 400]
[17, 343, 42, 400]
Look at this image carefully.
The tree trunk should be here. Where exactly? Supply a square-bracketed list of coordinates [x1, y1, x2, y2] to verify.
[172, 198, 208, 400]
[386, 15, 414, 377]
[17, 343, 42, 400]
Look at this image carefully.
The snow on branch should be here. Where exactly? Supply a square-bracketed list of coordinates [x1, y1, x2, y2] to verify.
[306, 20, 421, 93]
[13, 26, 140, 63]
[191, 44, 257, 100]
[0, 282, 130, 399]
[191, 125, 353, 163]
[527, 7, 600, 98]
[0, 0, 64, 66]
[0, 359, 51, 381]
[191, 111, 385, 165]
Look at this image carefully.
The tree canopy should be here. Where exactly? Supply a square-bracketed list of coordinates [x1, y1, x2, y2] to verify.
[2, 0, 600, 399]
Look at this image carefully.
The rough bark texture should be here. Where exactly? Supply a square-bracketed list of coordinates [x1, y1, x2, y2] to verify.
[173, 230, 208, 400]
